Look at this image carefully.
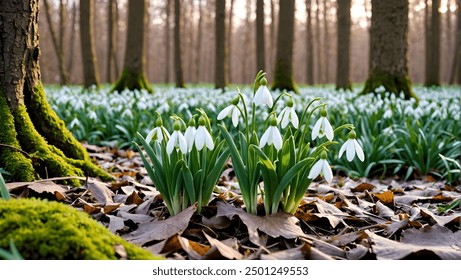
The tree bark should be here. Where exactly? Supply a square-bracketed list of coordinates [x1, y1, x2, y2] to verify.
[112, 0, 152, 93]
[67, 0, 77, 82]
[272, 0, 298, 93]
[270, 0, 276, 75]
[315, 0, 323, 83]
[215, 0, 228, 89]
[174, 0, 185, 88]
[227, 0, 235, 83]
[361, 0, 417, 100]
[195, 0, 203, 83]
[106, 0, 118, 83]
[80, 0, 100, 88]
[0, 0, 111, 183]
[336, 0, 352, 90]
[323, 0, 330, 83]
[165, 0, 171, 83]
[450, 0, 461, 84]
[256, 0, 266, 73]
[425, 0, 441, 86]
[305, 0, 314, 85]
[43, 0, 69, 85]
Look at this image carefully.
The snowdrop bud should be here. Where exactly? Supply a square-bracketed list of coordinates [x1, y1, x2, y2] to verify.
[269, 115, 278, 126]
[198, 116, 207, 126]
[348, 130, 357, 139]
[155, 115, 163, 127]
[320, 150, 328, 160]
[231, 96, 240, 106]
[259, 77, 267, 86]
[287, 98, 294, 108]
[320, 108, 328, 117]
[188, 117, 196, 127]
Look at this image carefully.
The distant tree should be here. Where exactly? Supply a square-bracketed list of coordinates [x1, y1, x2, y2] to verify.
[305, 0, 314, 85]
[272, 0, 298, 93]
[449, 0, 461, 84]
[315, 0, 323, 83]
[107, 0, 118, 83]
[174, 0, 185, 88]
[43, 0, 69, 85]
[67, 0, 77, 82]
[336, 0, 352, 90]
[0, 0, 110, 182]
[361, 0, 417, 100]
[80, 0, 100, 88]
[256, 0, 266, 73]
[112, 0, 152, 93]
[228, 0, 235, 83]
[164, 0, 171, 83]
[195, 0, 203, 83]
[323, 0, 330, 83]
[425, 0, 441, 86]
[215, 0, 228, 89]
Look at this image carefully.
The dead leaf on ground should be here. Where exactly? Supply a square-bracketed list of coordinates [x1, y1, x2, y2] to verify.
[86, 179, 114, 205]
[124, 206, 196, 246]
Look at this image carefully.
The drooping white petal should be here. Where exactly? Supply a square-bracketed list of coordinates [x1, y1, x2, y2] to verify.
[184, 126, 196, 152]
[321, 159, 333, 183]
[338, 139, 348, 159]
[259, 128, 270, 148]
[203, 128, 215, 150]
[290, 109, 299, 129]
[166, 131, 177, 155]
[195, 126, 214, 151]
[323, 118, 334, 141]
[311, 118, 322, 140]
[146, 128, 156, 144]
[308, 159, 324, 179]
[178, 132, 188, 154]
[281, 111, 290, 129]
[231, 107, 240, 127]
[354, 139, 365, 161]
[217, 105, 233, 120]
[253, 85, 273, 107]
[272, 127, 283, 150]
[346, 140, 356, 161]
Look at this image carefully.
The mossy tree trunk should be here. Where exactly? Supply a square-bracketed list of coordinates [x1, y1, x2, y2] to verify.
[106, 0, 119, 83]
[80, 0, 100, 88]
[335, 0, 352, 91]
[272, 0, 298, 93]
[361, 0, 418, 100]
[0, 0, 111, 184]
[112, 0, 152, 93]
[215, 0, 228, 89]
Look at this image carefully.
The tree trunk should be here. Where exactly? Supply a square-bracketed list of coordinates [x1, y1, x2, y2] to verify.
[323, 0, 330, 83]
[305, 0, 314, 85]
[227, 0, 235, 83]
[67, 0, 77, 82]
[270, 0, 276, 75]
[256, 0, 266, 73]
[215, 0, 228, 89]
[80, 0, 100, 88]
[315, 0, 323, 83]
[174, 0, 185, 88]
[112, 0, 152, 93]
[187, 1, 195, 82]
[361, 0, 417, 100]
[165, 0, 171, 83]
[425, 0, 441, 86]
[242, 0, 252, 83]
[43, 0, 69, 85]
[336, 0, 352, 90]
[0, 0, 111, 183]
[106, 0, 118, 83]
[272, 0, 298, 93]
[450, 0, 461, 84]
[195, 0, 203, 83]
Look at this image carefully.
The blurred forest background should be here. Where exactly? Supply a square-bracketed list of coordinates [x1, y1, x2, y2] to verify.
[38, 0, 459, 86]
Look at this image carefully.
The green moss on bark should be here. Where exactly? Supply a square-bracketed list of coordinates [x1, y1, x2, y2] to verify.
[111, 68, 153, 93]
[360, 71, 419, 101]
[271, 60, 298, 94]
[0, 198, 161, 260]
[0, 94, 36, 182]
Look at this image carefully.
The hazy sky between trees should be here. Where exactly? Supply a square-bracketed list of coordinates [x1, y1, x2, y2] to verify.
[39, 0, 459, 86]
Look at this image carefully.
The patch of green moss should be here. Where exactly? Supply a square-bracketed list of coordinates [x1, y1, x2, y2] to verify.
[360, 70, 419, 102]
[111, 68, 153, 93]
[0, 93, 36, 182]
[0, 198, 161, 259]
[271, 59, 299, 94]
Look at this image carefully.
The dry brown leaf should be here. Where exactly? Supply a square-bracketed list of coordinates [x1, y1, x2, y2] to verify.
[383, 218, 409, 237]
[373, 190, 394, 205]
[204, 232, 243, 260]
[351, 182, 375, 192]
[178, 236, 211, 259]
[261, 243, 310, 260]
[313, 198, 345, 228]
[124, 206, 196, 246]
[117, 211, 155, 224]
[201, 215, 232, 230]
[28, 181, 68, 194]
[54, 191, 70, 202]
[108, 215, 125, 233]
[87, 179, 114, 205]
[126, 191, 144, 205]
[103, 203, 121, 214]
[216, 201, 306, 246]
[411, 205, 461, 226]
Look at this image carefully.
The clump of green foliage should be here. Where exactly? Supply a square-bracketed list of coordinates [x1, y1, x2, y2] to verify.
[0, 198, 162, 260]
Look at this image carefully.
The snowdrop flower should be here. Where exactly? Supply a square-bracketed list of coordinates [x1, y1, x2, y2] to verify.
[146, 115, 170, 144]
[195, 116, 214, 151]
[311, 108, 334, 141]
[184, 118, 197, 152]
[217, 96, 241, 127]
[253, 78, 273, 108]
[260, 116, 283, 151]
[166, 120, 188, 155]
[307, 151, 333, 183]
[338, 130, 365, 162]
[277, 98, 299, 129]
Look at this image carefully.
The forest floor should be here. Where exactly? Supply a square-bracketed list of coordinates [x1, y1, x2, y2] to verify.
[6, 143, 461, 260]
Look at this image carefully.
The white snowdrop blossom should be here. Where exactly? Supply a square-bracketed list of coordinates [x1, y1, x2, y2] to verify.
[217, 97, 240, 127]
[195, 126, 214, 151]
[260, 116, 283, 151]
[184, 124, 197, 152]
[311, 108, 334, 141]
[277, 98, 299, 129]
[166, 121, 188, 155]
[338, 130, 365, 162]
[307, 151, 333, 183]
[146, 115, 170, 144]
[253, 78, 273, 108]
